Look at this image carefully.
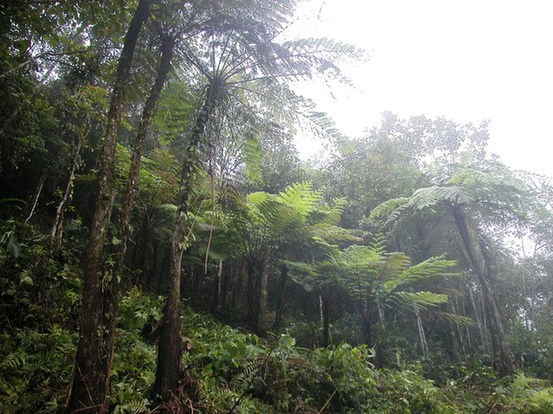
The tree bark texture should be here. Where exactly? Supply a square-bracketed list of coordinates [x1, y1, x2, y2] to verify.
[360, 297, 378, 348]
[319, 290, 330, 348]
[414, 303, 428, 357]
[451, 205, 514, 376]
[102, 33, 175, 398]
[51, 137, 82, 249]
[154, 80, 220, 399]
[25, 168, 47, 224]
[246, 259, 267, 334]
[211, 259, 223, 313]
[67, 1, 151, 412]
[273, 264, 289, 331]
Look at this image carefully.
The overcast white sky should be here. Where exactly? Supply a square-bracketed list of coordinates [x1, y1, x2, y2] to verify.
[292, 0, 553, 176]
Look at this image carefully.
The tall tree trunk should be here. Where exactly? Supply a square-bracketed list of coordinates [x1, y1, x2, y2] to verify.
[230, 263, 245, 320]
[246, 259, 267, 334]
[51, 137, 82, 249]
[468, 284, 486, 348]
[319, 288, 331, 348]
[414, 303, 429, 358]
[360, 299, 376, 348]
[273, 263, 289, 331]
[211, 259, 223, 313]
[67, 2, 152, 412]
[442, 303, 460, 361]
[452, 206, 514, 376]
[220, 259, 232, 314]
[479, 232, 515, 376]
[25, 168, 47, 224]
[102, 33, 174, 398]
[360, 296, 386, 365]
[154, 81, 220, 400]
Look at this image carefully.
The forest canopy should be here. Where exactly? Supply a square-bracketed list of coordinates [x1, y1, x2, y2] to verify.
[1, 1, 553, 413]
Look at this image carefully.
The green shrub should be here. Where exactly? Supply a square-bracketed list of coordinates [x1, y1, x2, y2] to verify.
[376, 368, 456, 414]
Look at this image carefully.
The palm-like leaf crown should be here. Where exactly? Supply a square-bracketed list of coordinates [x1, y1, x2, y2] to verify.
[171, 0, 366, 148]
[337, 238, 457, 311]
[370, 160, 529, 233]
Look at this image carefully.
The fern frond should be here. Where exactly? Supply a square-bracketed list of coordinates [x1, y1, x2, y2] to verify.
[1, 352, 27, 370]
[311, 224, 360, 244]
[393, 291, 448, 309]
[113, 399, 149, 414]
[383, 256, 457, 293]
[243, 135, 263, 184]
[369, 197, 409, 222]
[436, 311, 476, 327]
[276, 182, 321, 218]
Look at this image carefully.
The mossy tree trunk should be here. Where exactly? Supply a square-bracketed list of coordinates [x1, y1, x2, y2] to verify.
[154, 80, 220, 400]
[452, 205, 514, 376]
[67, 1, 151, 412]
[102, 33, 175, 397]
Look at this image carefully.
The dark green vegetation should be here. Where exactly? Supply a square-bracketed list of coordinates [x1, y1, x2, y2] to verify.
[2, 1, 553, 413]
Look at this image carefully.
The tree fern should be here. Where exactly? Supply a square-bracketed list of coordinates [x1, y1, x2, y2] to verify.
[276, 181, 321, 218]
[382, 256, 458, 294]
[242, 135, 263, 184]
[393, 291, 448, 310]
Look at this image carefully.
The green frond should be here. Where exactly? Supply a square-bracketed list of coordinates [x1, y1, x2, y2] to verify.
[246, 191, 272, 208]
[393, 291, 448, 309]
[312, 236, 340, 257]
[435, 311, 476, 327]
[280, 37, 368, 86]
[157, 203, 178, 213]
[367, 234, 388, 254]
[409, 185, 472, 209]
[383, 256, 458, 293]
[113, 399, 149, 414]
[282, 260, 317, 278]
[1, 352, 27, 370]
[340, 245, 383, 272]
[311, 224, 361, 244]
[303, 108, 346, 143]
[369, 197, 409, 222]
[243, 135, 263, 184]
[276, 182, 321, 218]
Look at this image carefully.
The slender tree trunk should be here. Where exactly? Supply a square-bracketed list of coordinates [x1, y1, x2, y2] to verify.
[220, 259, 232, 314]
[374, 303, 387, 367]
[319, 286, 331, 348]
[319, 291, 330, 348]
[442, 303, 460, 361]
[154, 81, 220, 399]
[272, 263, 289, 331]
[230, 263, 245, 320]
[479, 232, 515, 376]
[25, 168, 47, 223]
[102, 33, 175, 397]
[67, 2, 151, 412]
[414, 303, 428, 358]
[360, 294, 379, 348]
[51, 137, 82, 249]
[211, 259, 223, 313]
[147, 238, 159, 289]
[360, 296, 387, 364]
[468, 284, 486, 348]
[360, 299, 375, 348]
[246, 260, 267, 334]
[458, 296, 472, 353]
[452, 206, 514, 376]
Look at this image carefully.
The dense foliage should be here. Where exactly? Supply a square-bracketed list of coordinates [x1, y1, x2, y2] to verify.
[1, 1, 553, 413]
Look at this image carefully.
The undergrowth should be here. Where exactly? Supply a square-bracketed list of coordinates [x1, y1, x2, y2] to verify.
[1, 221, 553, 413]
